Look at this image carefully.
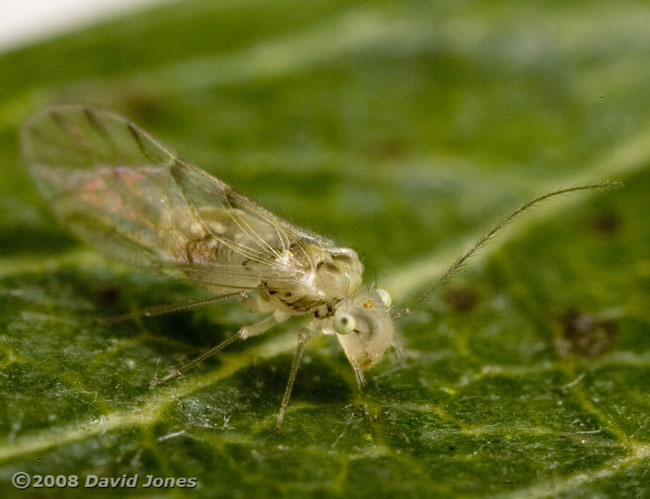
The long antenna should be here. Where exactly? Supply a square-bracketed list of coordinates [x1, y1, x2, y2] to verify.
[391, 181, 622, 320]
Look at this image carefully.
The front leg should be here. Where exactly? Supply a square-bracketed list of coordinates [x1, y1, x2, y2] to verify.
[353, 366, 366, 389]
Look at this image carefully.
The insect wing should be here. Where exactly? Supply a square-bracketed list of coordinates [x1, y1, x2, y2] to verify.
[20, 106, 322, 291]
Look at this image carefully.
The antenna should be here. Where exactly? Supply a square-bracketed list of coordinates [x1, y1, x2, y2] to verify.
[391, 181, 622, 320]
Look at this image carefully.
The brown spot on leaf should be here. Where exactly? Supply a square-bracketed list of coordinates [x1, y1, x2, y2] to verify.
[94, 286, 120, 307]
[369, 138, 406, 161]
[592, 211, 621, 235]
[561, 310, 618, 357]
[119, 88, 164, 121]
[444, 287, 479, 313]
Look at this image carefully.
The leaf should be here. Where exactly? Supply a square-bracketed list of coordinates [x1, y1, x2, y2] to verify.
[1, 0, 650, 497]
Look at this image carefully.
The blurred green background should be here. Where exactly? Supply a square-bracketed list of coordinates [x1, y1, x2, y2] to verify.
[1, 0, 650, 497]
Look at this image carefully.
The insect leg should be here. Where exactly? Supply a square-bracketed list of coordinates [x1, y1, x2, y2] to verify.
[149, 312, 287, 387]
[237, 313, 285, 339]
[353, 366, 366, 389]
[149, 333, 241, 387]
[275, 329, 311, 432]
[391, 339, 405, 361]
[98, 292, 246, 324]
[391, 328, 406, 361]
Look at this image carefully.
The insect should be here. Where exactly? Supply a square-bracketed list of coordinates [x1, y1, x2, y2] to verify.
[20, 105, 619, 430]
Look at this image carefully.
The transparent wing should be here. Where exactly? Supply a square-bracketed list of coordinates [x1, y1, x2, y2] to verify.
[21, 105, 332, 292]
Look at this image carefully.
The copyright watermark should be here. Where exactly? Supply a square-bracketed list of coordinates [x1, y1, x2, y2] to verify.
[11, 473, 197, 489]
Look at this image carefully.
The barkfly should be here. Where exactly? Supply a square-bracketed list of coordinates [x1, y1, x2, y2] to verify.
[20, 105, 620, 430]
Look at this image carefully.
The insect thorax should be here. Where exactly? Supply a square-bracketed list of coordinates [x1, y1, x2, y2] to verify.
[262, 243, 364, 317]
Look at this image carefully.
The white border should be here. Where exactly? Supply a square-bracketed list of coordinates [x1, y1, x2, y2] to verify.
[1, 0, 166, 52]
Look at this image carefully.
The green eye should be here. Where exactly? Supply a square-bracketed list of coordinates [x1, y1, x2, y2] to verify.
[376, 288, 392, 308]
[333, 313, 356, 335]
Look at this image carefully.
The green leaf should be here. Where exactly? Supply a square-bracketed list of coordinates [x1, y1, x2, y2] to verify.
[2, 1, 650, 497]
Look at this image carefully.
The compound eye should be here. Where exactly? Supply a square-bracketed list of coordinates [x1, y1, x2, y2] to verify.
[376, 288, 392, 308]
[333, 313, 356, 335]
